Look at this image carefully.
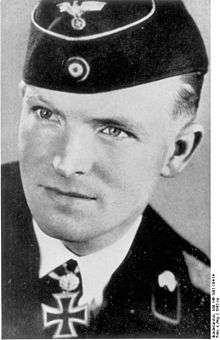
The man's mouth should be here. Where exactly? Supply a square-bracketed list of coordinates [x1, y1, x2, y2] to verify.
[43, 186, 97, 200]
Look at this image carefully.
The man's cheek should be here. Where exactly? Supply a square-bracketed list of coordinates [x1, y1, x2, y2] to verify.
[19, 126, 51, 164]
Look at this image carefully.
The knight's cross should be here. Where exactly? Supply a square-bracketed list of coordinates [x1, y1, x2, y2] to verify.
[42, 292, 88, 338]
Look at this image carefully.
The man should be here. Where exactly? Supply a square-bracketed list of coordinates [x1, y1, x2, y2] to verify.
[2, 0, 210, 338]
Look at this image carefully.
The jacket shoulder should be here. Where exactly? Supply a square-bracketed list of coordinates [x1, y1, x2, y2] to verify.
[144, 206, 210, 294]
[1, 161, 31, 228]
[139, 206, 210, 336]
[2, 161, 23, 198]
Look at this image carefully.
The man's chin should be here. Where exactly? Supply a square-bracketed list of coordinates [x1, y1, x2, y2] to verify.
[34, 215, 100, 243]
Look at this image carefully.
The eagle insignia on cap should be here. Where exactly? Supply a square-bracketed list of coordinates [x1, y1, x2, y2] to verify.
[57, 1, 106, 30]
[67, 57, 90, 81]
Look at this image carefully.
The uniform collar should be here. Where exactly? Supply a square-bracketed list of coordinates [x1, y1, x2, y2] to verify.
[33, 217, 141, 305]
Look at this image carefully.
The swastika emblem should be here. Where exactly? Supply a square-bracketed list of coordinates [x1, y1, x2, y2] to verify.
[42, 292, 88, 338]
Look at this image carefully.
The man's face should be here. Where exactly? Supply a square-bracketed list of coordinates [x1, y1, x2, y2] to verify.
[19, 77, 182, 254]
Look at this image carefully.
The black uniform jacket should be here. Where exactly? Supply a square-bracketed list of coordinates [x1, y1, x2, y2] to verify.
[2, 162, 210, 338]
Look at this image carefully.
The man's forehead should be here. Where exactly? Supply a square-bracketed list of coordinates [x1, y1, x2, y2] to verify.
[24, 76, 182, 107]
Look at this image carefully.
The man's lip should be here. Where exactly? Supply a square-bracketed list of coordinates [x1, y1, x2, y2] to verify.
[44, 186, 96, 200]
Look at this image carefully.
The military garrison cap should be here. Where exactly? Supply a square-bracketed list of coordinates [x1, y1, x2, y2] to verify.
[23, 0, 208, 93]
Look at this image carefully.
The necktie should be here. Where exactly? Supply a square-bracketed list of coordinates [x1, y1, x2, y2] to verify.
[40, 259, 89, 338]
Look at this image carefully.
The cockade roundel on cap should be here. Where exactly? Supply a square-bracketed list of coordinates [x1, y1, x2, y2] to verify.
[66, 57, 90, 81]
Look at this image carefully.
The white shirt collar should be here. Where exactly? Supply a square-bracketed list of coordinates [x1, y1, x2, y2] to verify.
[33, 217, 141, 306]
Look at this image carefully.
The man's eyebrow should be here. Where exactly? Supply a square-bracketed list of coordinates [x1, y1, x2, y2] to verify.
[25, 95, 54, 108]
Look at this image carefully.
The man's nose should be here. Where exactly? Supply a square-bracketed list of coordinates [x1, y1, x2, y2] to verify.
[52, 127, 95, 178]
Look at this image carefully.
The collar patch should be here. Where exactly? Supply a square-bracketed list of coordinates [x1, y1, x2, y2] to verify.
[151, 271, 181, 325]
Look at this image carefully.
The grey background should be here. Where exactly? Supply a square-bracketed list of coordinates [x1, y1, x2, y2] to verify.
[1, 0, 210, 256]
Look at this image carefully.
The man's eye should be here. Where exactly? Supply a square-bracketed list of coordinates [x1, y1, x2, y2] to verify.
[32, 106, 59, 122]
[101, 126, 129, 138]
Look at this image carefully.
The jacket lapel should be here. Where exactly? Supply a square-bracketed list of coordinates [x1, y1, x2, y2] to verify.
[2, 162, 45, 338]
[90, 207, 185, 337]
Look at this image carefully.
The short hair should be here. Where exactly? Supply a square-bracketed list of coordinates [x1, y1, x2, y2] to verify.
[173, 72, 205, 120]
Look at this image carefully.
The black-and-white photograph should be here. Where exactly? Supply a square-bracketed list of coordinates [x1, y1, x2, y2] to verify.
[1, 0, 210, 338]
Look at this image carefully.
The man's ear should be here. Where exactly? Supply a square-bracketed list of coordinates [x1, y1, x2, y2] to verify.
[161, 123, 203, 178]
[18, 80, 27, 98]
